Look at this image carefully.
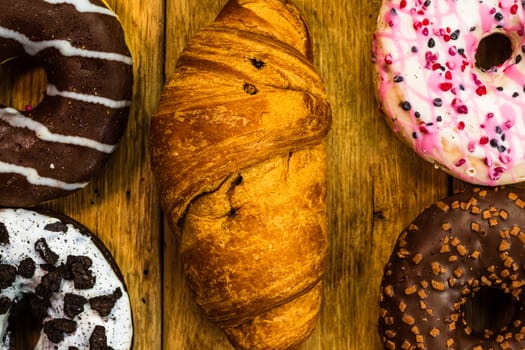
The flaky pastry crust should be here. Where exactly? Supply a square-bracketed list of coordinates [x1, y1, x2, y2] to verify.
[151, 1, 331, 348]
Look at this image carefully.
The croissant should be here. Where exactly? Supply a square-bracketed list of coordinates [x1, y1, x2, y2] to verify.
[151, 0, 331, 348]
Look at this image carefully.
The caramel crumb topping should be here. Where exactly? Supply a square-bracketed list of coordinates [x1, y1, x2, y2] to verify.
[448, 277, 455, 287]
[518, 232, 525, 245]
[385, 330, 396, 338]
[402, 314, 415, 325]
[482, 210, 491, 219]
[431, 262, 441, 275]
[397, 248, 410, 258]
[451, 200, 460, 209]
[456, 244, 467, 256]
[417, 289, 427, 299]
[399, 301, 407, 312]
[503, 256, 514, 268]
[508, 192, 519, 200]
[412, 253, 423, 265]
[441, 223, 451, 232]
[515, 198, 525, 209]
[466, 197, 478, 209]
[385, 340, 396, 350]
[405, 285, 417, 295]
[500, 341, 511, 350]
[500, 210, 509, 220]
[489, 218, 499, 227]
[453, 267, 464, 278]
[469, 250, 480, 259]
[499, 239, 510, 251]
[431, 280, 445, 291]
[429, 328, 440, 337]
[470, 222, 480, 232]
[384, 285, 394, 298]
[408, 224, 418, 232]
[436, 201, 450, 212]
[440, 244, 450, 253]
[480, 275, 492, 286]
[500, 230, 510, 239]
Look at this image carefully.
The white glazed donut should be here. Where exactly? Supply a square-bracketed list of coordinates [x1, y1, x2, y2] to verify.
[373, 0, 525, 185]
[0, 208, 132, 349]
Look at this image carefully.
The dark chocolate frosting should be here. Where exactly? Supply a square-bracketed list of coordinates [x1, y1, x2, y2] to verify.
[0, 0, 133, 206]
[379, 186, 525, 349]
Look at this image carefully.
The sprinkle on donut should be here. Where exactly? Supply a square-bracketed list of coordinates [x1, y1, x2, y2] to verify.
[379, 186, 525, 349]
[373, 0, 525, 185]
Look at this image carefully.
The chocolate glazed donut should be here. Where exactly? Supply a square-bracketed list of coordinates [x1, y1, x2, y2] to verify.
[0, 0, 133, 206]
[379, 187, 525, 349]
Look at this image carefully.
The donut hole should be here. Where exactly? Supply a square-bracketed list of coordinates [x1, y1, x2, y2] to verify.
[0, 57, 47, 111]
[8, 295, 41, 347]
[462, 286, 517, 334]
[475, 33, 513, 71]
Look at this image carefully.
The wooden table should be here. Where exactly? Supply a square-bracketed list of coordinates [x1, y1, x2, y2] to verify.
[2, 0, 483, 348]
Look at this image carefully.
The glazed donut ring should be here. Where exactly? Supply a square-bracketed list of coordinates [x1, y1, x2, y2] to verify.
[373, 0, 525, 185]
[379, 187, 525, 349]
[0, 208, 132, 349]
[0, 0, 133, 206]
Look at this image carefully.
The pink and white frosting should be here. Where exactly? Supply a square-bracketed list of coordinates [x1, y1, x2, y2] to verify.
[373, 0, 525, 185]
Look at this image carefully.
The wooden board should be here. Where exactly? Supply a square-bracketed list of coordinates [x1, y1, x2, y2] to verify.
[0, 0, 477, 349]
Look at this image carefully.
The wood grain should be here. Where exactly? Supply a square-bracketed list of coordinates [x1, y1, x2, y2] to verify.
[0, 0, 462, 349]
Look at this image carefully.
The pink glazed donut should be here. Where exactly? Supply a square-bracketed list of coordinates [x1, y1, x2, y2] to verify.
[373, 0, 525, 185]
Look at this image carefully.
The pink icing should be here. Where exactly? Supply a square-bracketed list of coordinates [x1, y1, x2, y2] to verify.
[373, 0, 525, 185]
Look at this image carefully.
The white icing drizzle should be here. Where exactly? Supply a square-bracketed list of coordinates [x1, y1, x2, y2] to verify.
[0, 26, 132, 65]
[46, 84, 131, 109]
[0, 107, 117, 154]
[0, 208, 133, 349]
[43, 0, 117, 16]
[0, 161, 88, 190]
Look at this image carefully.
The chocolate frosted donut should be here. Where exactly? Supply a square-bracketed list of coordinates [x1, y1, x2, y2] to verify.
[0, 208, 132, 349]
[379, 187, 525, 349]
[0, 0, 133, 206]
